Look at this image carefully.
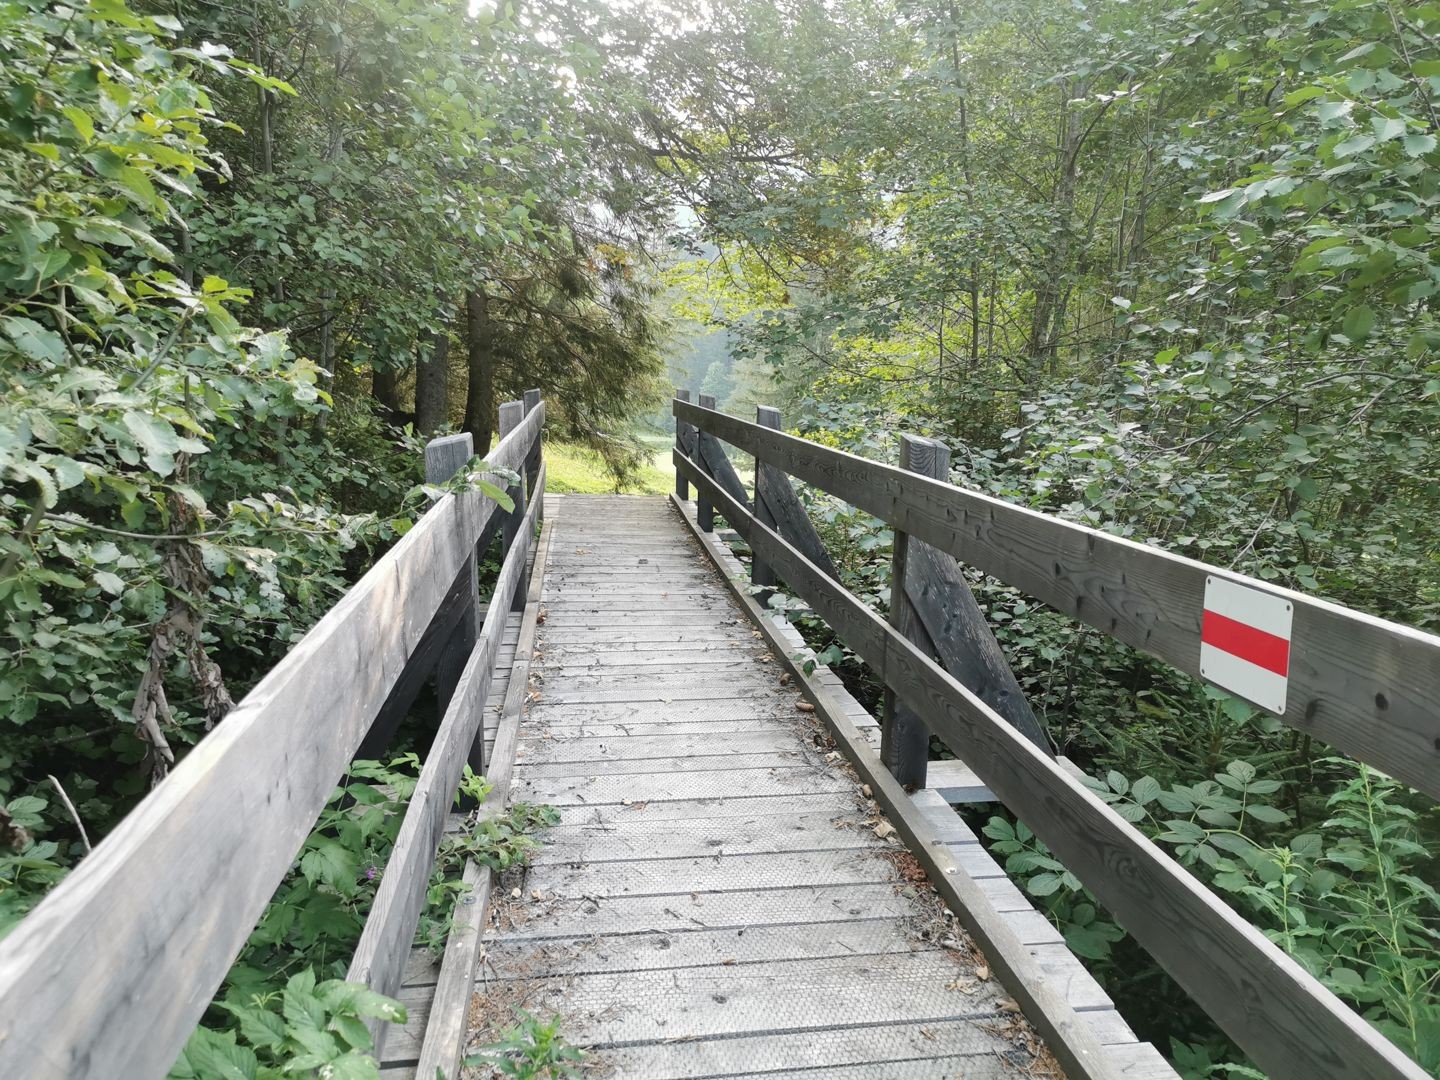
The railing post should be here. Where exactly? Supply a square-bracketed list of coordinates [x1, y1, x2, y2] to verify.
[696, 392, 717, 531]
[498, 399, 528, 613]
[674, 387, 692, 501]
[523, 388, 542, 528]
[753, 405, 781, 607]
[883, 434, 943, 788]
[425, 433, 479, 722]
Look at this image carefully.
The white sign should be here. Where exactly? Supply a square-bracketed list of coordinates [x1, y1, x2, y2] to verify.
[1199, 576, 1294, 715]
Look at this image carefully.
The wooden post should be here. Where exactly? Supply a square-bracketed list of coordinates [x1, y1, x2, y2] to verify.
[883, 434, 942, 788]
[696, 393, 717, 531]
[674, 388, 692, 500]
[523, 389, 542, 528]
[498, 400, 527, 613]
[425, 434, 478, 724]
[753, 406, 781, 607]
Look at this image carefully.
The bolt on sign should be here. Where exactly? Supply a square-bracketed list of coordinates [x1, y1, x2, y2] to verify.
[1199, 576, 1294, 715]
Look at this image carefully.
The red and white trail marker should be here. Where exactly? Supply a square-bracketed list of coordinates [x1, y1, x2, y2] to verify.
[1200, 576, 1293, 715]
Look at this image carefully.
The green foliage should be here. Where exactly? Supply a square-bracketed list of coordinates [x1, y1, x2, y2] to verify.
[465, 1011, 584, 1079]
[175, 759, 558, 1076]
[172, 970, 404, 1080]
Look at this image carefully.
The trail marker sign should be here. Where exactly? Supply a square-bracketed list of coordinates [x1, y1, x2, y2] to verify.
[1200, 576, 1293, 715]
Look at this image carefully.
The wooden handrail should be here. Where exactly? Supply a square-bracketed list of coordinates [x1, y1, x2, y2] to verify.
[674, 398, 1440, 801]
[674, 438, 1428, 1080]
[0, 401, 545, 1080]
[348, 462, 546, 1054]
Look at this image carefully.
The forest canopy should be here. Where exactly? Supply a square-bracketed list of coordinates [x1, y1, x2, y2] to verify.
[1, 0, 1437, 1076]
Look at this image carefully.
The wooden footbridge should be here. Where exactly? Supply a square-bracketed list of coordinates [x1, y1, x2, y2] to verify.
[0, 392, 1436, 1080]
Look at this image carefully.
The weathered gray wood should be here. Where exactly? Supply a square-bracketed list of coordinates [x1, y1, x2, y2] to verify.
[413, 510, 554, 1080]
[695, 393, 750, 532]
[0, 405, 544, 1080]
[695, 392, 716, 530]
[674, 388, 693, 500]
[360, 569, 476, 758]
[674, 449, 1429, 1080]
[882, 435, 936, 788]
[907, 539, 1051, 753]
[676, 491, 1120, 1080]
[427, 434, 480, 723]
[523, 388, 542, 527]
[752, 406, 781, 605]
[754, 407, 842, 586]
[674, 399, 1440, 800]
[497, 400, 528, 614]
[347, 464, 544, 1056]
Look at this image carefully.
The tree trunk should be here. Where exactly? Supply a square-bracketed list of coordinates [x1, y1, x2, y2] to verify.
[415, 328, 450, 434]
[1029, 80, 1085, 376]
[371, 366, 400, 416]
[463, 288, 496, 451]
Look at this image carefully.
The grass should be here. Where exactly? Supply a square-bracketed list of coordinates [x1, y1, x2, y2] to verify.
[544, 437, 673, 495]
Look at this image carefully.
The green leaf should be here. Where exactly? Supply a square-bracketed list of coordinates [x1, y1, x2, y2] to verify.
[122, 411, 180, 475]
[1404, 133, 1437, 157]
[3, 317, 66, 363]
[61, 106, 95, 142]
[1244, 804, 1291, 824]
[1333, 134, 1376, 158]
[299, 836, 357, 891]
[1371, 116, 1407, 142]
[182, 1029, 257, 1080]
[1341, 305, 1375, 340]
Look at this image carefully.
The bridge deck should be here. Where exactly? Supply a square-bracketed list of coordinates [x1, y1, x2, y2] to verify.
[463, 495, 1053, 1077]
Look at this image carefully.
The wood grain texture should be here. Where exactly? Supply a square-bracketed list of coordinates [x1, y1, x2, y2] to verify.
[413, 509, 554, 1080]
[695, 394, 749, 532]
[673, 492, 1121, 1080]
[0, 404, 544, 1080]
[882, 434, 937, 787]
[674, 399, 1440, 800]
[348, 464, 545, 1056]
[674, 388, 693, 500]
[895, 436, 1050, 755]
[752, 406, 781, 603]
[426, 434, 481, 735]
[674, 448, 1429, 1080]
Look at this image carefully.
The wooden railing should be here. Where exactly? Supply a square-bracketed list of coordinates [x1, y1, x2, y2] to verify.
[673, 394, 1437, 1080]
[0, 394, 546, 1080]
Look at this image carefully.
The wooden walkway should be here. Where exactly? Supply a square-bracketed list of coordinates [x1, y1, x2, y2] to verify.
[6, 394, 1428, 1080]
[463, 496, 1056, 1077]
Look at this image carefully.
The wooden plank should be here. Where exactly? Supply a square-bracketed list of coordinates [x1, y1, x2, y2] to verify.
[494, 882, 923, 941]
[597, 1039, 1012, 1080]
[472, 952, 1011, 1047]
[695, 393, 748, 531]
[412, 506, 555, 1080]
[676, 490, 1120, 1080]
[675, 399, 1440, 801]
[926, 758, 996, 803]
[674, 452, 1428, 1080]
[882, 434, 936, 787]
[517, 728, 800, 765]
[360, 573, 475, 758]
[483, 919, 933, 979]
[0, 405, 544, 1080]
[346, 464, 545, 1055]
[497, 401, 528, 615]
[755, 404, 842, 584]
[426, 433, 481, 723]
[518, 750, 805, 779]
[752, 405, 781, 604]
[674, 388, 693, 500]
[512, 764, 849, 807]
[529, 809, 884, 864]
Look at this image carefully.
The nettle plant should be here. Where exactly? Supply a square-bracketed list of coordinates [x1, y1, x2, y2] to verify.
[989, 757, 1440, 1072]
[174, 760, 559, 1079]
